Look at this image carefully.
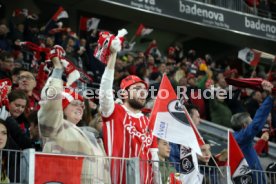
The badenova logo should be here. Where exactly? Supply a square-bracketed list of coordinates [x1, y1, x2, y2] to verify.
[179, 0, 224, 22]
[245, 16, 276, 34]
[137, 0, 155, 5]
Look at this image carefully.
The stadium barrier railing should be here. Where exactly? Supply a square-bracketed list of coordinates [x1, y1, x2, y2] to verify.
[1, 148, 276, 183]
[192, 0, 276, 19]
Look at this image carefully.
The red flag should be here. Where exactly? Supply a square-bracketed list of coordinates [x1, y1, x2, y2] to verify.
[228, 131, 253, 183]
[149, 74, 202, 155]
[238, 48, 261, 66]
[35, 154, 84, 184]
[12, 8, 38, 20]
[225, 78, 276, 93]
[135, 24, 153, 36]
[12, 8, 28, 17]
[80, 16, 100, 31]
[52, 6, 68, 21]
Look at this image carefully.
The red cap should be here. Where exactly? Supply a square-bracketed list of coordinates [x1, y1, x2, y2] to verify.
[120, 75, 148, 90]
[61, 88, 84, 110]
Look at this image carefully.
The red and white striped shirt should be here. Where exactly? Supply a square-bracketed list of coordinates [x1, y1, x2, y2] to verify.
[99, 68, 158, 183]
[102, 104, 157, 184]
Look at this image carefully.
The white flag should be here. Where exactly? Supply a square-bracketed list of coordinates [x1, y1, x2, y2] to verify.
[149, 75, 202, 155]
[80, 17, 100, 31]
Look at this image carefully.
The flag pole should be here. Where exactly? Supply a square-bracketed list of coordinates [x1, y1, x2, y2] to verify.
[227, 130, 230, 169]
[180, 96, 204, 145]
[211, 155, 225, 177]
[129, 23, 141, 44]
[267, 58, 275, 79]
[250, 65, 257, 78]
[180, 95, 225, 177]
[41, 19, 52, 32]
[129, 34, 137, 44]
[45, 18, 52, 29]
[41, 6, 63, 32]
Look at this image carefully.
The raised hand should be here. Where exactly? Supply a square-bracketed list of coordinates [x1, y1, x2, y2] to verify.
[49, 45, 65, 69]
[49, 45, 66, 60]
[261, 80, 273, 94]
[261, 131, 269, 141]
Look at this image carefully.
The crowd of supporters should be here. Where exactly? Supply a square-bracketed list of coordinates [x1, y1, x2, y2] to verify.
[0, 4, 276, 183]
[245, 0, 276, 17]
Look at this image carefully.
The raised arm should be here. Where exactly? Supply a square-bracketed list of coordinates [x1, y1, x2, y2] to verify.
[38, 47, 65, 138]
[99, 52, 117, 117]
[99, 36, 121, 118]
[235, 81, 274, 143]
[98, 29, 128, 118]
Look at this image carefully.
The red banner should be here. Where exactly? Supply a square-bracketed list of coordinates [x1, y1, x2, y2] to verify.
[35, 154, 84, 184]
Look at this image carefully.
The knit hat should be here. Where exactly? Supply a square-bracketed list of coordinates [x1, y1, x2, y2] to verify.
[61, 88, 84, 110]
[120, 75, 148, 90]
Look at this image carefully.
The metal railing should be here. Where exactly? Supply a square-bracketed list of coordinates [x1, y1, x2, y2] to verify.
[251, 169, 276, 184]
[0, 149, 24, 184]
[1, 148, 276, 183]
[198, 119, 276, 158]
[192, 0, 276, 19]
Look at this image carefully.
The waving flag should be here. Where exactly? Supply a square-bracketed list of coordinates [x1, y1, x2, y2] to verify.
[52, 6, 68, 21]
[12, 8, 38, 20]
[178, 145, 203, 184]
[135, 24, 153, 36]
[238, 48, 261, 67]
[228, 131, 253, 184]
[12, 8, 28, 17]
[80, 16, 100, 31]
[149, 74, 202, 155]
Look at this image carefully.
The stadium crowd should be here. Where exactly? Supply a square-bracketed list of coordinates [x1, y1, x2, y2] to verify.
[0, 3, 276, 184]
